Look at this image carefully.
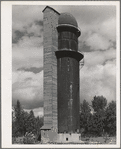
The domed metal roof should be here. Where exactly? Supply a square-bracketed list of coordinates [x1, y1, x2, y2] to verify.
[58, 13, 78, 27]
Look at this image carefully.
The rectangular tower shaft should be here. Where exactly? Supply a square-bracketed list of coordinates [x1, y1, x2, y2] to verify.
[42, 6, 60, 130]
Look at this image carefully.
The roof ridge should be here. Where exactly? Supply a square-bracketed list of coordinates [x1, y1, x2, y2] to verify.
[42, 6, 60, 15]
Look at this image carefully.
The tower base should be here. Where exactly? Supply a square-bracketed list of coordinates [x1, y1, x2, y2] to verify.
[55, 133, 81, 143]
[40, 129, 82, 143]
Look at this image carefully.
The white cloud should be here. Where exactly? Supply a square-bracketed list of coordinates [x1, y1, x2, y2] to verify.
[24, 107, 43, 117]
[12, 6, 44, 110]
[80, 17, 116, 51]
[85, 33, 112, 50]
[12, 23, 43, 70]
[84, 48, 116, 66]
[12, 5, 44, 31]
[80, 61, 116, 104]
[12, 45, 43, 70]
[26, 22, 43, 37]
[12, 70, 43, 109]
[33, 107, 44, 117]
[80, 48, 116, 103]
[99, 17, 116, 41]
[16, 36, 42, 48]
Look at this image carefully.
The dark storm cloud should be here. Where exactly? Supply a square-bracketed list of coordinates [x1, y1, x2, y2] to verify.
[12, 30, 26, 43]
[35, 20, 43, 26]
[27, 32, 34, 37]
[12, 97, 43, 109]
[112, 41, 116, 49]
[102, 58, 116, 66]
[17, 67, 43, 74]
[79, 42, 92, 53]
[12, 18, 43, 44]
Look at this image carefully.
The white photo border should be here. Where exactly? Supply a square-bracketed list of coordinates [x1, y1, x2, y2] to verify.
[1, 1, 120, 148]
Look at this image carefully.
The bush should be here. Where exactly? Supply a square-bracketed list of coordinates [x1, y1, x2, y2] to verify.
[23, 132, 36, 144]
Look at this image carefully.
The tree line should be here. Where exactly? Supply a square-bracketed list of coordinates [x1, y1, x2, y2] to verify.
[12, 95, 116, 138]
[80, 96, 116, 137]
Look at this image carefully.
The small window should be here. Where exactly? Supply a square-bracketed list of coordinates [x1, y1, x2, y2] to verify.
[66, 138, 68, 141]
[67, 58, 70, 71]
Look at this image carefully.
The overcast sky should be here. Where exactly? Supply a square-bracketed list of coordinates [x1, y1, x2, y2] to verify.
[12, 4, 117, 117]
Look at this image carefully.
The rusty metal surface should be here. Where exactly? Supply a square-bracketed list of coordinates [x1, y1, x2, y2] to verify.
[56, 21, 83, 133]
[55, 50, 83, 62]
[56, 56, 80, 133]
[57, 25, 81, 38]
[58, 31, 78, 51]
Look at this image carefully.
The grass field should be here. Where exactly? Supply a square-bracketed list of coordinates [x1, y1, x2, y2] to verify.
[13, 136, 116, 144]
[81, 137, 116, 144]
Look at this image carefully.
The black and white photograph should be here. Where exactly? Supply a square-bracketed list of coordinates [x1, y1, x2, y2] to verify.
[1, 1, 120, 148]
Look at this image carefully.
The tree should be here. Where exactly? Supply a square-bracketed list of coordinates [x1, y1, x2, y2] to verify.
[80, 99, 91, 114]
[92, 96, 107, 112]
[13, 100, 25, 136]
[35, 116, 43, 141]
[26, 110, 36, 134]
[12, 100, 44, 140]
[80, 100, 91, 136]
[104, 101, 116, 136]
[12, 101, 35, 137]
[88, 111, 105, 137]
[87, 96, 108, 137]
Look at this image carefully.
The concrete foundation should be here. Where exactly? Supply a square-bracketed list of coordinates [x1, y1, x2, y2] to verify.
[41, 129, 81, 143]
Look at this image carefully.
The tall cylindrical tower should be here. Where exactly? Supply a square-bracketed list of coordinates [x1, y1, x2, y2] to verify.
[55, 13, 84, 133]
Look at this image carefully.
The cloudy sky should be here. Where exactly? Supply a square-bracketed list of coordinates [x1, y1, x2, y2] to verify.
[12, 4, 117, 117]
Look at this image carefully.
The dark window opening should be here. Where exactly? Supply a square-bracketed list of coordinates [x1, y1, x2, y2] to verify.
[66, 138, 68, 141]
